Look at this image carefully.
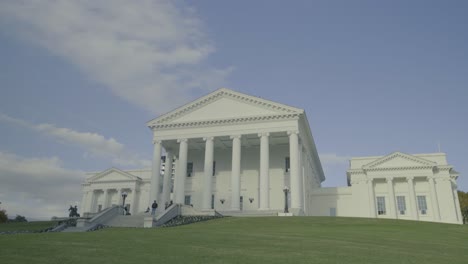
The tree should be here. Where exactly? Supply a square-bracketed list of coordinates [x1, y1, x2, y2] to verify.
[0, 208, 7, 223]
[458, 191, 468, 224]
[13, 215, 27, 222]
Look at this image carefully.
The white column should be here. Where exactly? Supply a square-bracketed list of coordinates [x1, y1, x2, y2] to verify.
[175, 139, 188, 204]
[103, 189, 109, 209]
[299, 145, 304, 209]
[81, 190, 89, 213]
[259, 133, 270, 210]
[386, 177, 397, 219]
[85, 190, 93, 213]
[288, 131, 302, 211]
[428, 177, 441, 221]
[91, 190, 98, 212]
[202, 137, 214, 211]
[231, 135, 242, 211]
[161, 151, 173, 209]
[367, 179, 376, 218]
[132, 189, 139, 215]
[149, 140, 162, 205]
[117, 189, 122, 206]
[407, 176, 419, 220]
[451, 178, 463, 224]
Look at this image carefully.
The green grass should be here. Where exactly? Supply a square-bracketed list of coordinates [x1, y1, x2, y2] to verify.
[1, 217, 467, 264]
[0, 221, 57, 232]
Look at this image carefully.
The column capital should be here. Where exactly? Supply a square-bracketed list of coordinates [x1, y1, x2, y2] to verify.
[287, 130, 299, 136]
[386, 177, 394, 182]
[407, 176, 415, 181]
[153, 139, 162, 145]
[177, 138, 188, 143]
[367, 178, 374, 183]
[203, 136, 214, 141]
[230, 135, 242, 140]
[258, 132, 270, 137]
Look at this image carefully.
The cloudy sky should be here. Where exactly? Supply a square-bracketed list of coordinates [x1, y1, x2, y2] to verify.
[0, 0, 467, 220]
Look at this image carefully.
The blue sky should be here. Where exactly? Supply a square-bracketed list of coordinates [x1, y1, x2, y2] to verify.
[0, 0, 467, 219]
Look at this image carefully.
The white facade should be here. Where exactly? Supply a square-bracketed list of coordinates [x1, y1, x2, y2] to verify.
[80, 88, 462, 224]
[310, 152, 462, 224]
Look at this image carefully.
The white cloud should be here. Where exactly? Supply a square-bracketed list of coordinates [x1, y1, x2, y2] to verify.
[0, 0, 232, 113]
[0, 152, 84, 220]
[319, 153, 350, 187]
[319, 153, 350, 165]
[0, 113, 150, 168]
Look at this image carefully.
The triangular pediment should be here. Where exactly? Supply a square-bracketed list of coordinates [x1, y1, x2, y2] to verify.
[363, 152, 436, 170]
[147, 88, 303, 126]
[88, 168, 141, 183]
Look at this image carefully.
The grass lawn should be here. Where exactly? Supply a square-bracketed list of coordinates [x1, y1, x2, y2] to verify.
[0, 221, 57, 232]
[0, 217, 467, 264]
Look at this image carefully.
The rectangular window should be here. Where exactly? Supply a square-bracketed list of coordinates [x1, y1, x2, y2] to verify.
[330, 207, 336, 217]
[377, 196, 386, 215]
[184, 195, 191, 206]
[285, 157, 290, 172]
[212, 161, 216, 176]
[187, 162, 193, 177]
[97, 204, 102, 212]
[396, 196, 406, 215]
[211, 194, 215, 209]
[417, 195, 428, 215]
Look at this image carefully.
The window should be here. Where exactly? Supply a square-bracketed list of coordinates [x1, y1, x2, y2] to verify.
[330, 207, 336, 217]
[184, 195, 191, 206]
[417, 195, 428, 215]
[97, 204, 102, 212]
[211, 194, 215, 209]
[285, 157, 290, 172]
[397, 196, 406, 215]
[377, 196, 386, 215]
[212, 161, 216, 176]
[187, 162, 193, 177]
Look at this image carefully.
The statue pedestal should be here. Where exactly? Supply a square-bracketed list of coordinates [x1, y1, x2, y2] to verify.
[277, 212, 293, 217]
[143, 217, 155, 228]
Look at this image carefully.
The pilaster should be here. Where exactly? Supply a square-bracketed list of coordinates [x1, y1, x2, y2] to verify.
[259, 132, 270, 210]
[202, 137, 214, 210]
[175, 139, 188, 204]
[230, 135, 242, 211]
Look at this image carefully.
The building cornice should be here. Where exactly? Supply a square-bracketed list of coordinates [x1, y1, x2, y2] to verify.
[149, 113, 301, 130]
[364, 165, 435, 172]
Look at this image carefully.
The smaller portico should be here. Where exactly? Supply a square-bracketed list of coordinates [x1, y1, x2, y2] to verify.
[347, 152, 462, 224]
[82, 168, 143, 215]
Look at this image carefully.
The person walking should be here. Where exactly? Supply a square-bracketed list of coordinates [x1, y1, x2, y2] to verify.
[151, 200, 158, 216]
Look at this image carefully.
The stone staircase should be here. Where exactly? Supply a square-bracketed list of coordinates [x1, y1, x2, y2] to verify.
[106, 215, 146, 228]
[218, 210, 280, 217]
[162, 215, 223, 228]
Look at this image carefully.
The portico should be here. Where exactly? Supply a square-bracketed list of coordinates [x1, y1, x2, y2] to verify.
[148, 130, 318, 215]
[144, 88, 324, 215]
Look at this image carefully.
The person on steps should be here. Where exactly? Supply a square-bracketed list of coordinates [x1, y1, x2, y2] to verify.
[151, 200, 158, 216]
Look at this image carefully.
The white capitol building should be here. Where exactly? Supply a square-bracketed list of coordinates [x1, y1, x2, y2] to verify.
[80, 88, 462, 224]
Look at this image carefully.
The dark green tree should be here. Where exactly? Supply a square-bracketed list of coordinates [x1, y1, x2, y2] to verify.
[0, 206, 7, 223]
[458, 191, 468, 224]
[13, 215, 27, 222]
